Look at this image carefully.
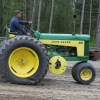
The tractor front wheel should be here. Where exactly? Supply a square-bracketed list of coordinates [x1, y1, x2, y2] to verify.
[74, 63, 96, 84]
[71, 62, 83, 81]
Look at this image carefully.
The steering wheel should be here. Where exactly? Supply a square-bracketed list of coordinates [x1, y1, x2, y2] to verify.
[26, 24, 31, 29]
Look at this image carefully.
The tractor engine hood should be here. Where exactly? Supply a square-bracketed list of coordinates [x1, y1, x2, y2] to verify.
[39, 33, 90, 41]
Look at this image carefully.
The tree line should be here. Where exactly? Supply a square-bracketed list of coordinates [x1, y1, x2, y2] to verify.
[0, 0, 99, 46]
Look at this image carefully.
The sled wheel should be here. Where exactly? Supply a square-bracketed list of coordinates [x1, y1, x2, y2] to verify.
[71, 62, 83, 81]
[0, 36, 49, 85]
[75, 63, 96, 84]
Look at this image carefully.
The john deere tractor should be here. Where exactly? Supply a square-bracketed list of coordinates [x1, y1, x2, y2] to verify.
[0, 22, 97, 85]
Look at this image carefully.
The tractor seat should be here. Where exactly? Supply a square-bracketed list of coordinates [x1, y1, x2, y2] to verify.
[4, 27, 17, 38]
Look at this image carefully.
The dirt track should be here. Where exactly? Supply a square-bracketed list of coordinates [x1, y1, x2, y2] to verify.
[0, 61, 100, 100]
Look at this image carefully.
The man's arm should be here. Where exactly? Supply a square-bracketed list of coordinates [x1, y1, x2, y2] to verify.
[14, 21, 27, 34]
[19, 20, 29, 25]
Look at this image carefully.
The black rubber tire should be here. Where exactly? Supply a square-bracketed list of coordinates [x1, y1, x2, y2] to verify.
[0, 39, 7, 73]
[1, 40, 7, 45]
[75, 63, 96, 84]
[71, 62, 83, 81]
[0, 36, 49, 85]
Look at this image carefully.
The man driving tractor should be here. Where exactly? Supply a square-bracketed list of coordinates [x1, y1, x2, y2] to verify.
[10, 10, 32, 36]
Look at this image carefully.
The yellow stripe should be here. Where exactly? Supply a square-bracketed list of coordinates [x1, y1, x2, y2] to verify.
[39, 39, 84, 56]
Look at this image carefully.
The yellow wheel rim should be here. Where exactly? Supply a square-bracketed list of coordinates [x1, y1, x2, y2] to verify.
[8, 47, 39, 78]
[49, 56, 67, 75]
[80, 69, 92, 81]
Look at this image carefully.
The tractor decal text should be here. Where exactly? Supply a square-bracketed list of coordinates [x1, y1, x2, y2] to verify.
[51, 41, 71, 44]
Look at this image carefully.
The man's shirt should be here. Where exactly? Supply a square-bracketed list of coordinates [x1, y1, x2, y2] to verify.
[10, 16, 28, 34]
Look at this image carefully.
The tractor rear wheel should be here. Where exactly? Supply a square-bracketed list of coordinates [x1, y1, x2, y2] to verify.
[1, 40, 7, 45]
[75, 63, 96, 84]
[0, 36, 48, 85]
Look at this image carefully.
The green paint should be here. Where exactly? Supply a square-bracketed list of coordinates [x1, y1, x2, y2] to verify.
[64, 56, 89, 61]
[48, 51, 89, 61]
[2, 27, 90, 62]
[0, 44, 2, 48]
[39, 33, 90, 41]
[84, 41, 89, 56]
[31, 29, 40, 40]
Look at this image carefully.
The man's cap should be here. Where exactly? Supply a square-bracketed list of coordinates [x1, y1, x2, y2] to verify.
[15, 10, 22, 15]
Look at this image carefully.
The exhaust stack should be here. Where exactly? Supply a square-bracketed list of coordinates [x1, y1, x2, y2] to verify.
[72, 15, 76, 35]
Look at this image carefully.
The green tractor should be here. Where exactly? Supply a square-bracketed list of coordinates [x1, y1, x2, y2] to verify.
[0, 22, 97, 85]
